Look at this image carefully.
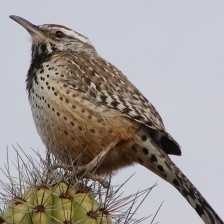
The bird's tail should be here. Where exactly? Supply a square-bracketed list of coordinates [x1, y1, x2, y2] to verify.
[163, 158, 223, 224]
[134, 132, 223, 224]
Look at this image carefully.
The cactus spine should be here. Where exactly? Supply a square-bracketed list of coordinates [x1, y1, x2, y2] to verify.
[0, 151, 154, 224]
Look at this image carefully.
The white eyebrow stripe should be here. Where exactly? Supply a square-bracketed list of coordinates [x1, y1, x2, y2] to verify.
[58, 27, 91, 44]
[39, 24, 92, 44]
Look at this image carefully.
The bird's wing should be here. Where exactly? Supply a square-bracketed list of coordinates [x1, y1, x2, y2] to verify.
[53, 52, 181, 155]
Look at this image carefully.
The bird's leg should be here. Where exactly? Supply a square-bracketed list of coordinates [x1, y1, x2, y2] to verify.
[77, 141, 117, 174]
[76, 141, 118, 187]
[50, 141, 117, 187]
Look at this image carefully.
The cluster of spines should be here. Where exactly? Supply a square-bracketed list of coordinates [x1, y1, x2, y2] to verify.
[0, 150, 156, 224]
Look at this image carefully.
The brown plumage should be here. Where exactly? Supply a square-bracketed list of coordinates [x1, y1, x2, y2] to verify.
[10, 15, 223, 224]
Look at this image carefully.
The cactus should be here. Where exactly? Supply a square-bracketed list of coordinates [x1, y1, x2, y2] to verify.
[1, 181, 111, 224]
[0, 150, 156, 224]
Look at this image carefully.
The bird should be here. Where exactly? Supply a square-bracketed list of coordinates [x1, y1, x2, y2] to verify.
[10, 15, 223, 224]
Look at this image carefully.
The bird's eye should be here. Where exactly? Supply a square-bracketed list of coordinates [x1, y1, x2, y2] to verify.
[55, 31, 65, 38]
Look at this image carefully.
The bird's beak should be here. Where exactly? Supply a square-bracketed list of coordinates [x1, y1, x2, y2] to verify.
[9, 15, 45, 41]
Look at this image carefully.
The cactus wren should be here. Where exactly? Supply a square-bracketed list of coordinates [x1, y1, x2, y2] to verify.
[10, 15, 223, 224]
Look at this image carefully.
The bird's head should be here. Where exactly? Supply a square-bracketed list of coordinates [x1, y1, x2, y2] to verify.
[10, 15, 96, 58]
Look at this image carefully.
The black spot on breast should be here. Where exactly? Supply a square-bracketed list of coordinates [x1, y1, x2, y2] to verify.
[34, 78, 39, 85]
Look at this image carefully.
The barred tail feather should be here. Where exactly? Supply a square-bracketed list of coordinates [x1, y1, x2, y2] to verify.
[165, 159, 223, 224]
[134, 131, 224, 224]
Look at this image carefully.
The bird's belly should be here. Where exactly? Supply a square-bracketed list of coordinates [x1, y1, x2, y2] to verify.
[29, 85, 138, 166]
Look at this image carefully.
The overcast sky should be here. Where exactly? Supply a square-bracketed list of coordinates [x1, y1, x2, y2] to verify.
[1, 1, 224, 223]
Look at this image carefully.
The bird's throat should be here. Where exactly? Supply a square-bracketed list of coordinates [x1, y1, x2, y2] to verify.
[26, 43, 53, 93]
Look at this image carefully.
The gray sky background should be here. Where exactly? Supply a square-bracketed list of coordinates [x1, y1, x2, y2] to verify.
[1, 1, 224, 223]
